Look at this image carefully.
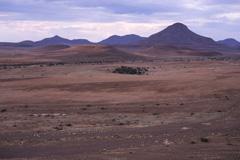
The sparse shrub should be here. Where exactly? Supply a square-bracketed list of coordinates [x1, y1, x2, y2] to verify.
[86, 104, 92, 107]
[100, 107, 106, 110]
[1, 109, 7, 112]
[114, 135, 121, 138]
[56, 62, 65, 66]
[190, 141, 196, 144]
[81, 108, 87, 110]
[53, 126, 62, 130]
[48, 63, 54, 66]
[200, 137, 209, 143]
[119, 123, 124, 125]
[66, 123, 72, 127]
[152, 112, 159, 116]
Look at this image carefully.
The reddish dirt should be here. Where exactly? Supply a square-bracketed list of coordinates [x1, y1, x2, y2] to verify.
[0, 59, 240, 160]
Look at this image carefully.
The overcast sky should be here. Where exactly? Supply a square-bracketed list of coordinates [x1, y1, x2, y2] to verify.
[0, 0, 239, 42]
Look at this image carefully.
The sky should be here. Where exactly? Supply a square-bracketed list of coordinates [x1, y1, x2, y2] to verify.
[0, 0, 239, 42]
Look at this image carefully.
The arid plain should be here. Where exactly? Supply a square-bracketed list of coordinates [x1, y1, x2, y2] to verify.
[0, 23, 240, 160]
[0, 46, 240, 160]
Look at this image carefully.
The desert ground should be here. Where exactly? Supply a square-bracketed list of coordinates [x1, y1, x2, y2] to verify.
[0, 48, 240, 159]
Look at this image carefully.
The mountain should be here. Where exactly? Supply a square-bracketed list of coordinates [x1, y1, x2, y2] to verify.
[17, 35, 93, 47]
[218, 38, 240, 47]
[35, 35, 93, 46]
[134, 23, 221, 49]
[98, 34, 146, 45]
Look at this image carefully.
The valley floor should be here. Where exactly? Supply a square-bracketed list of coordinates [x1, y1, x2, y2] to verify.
[0, 59, 240, 159]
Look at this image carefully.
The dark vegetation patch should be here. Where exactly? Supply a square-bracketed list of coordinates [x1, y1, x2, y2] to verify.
[112, 66, 148, 75]
[1, 109, 7, 113]
[53, 126, 62, 130]
[66, 123, 72, 127]
[200, 137, 209, 143]
[152, 112, 159, 116]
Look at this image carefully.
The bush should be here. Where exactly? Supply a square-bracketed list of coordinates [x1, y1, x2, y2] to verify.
[112, 66, 148, 75]
[48, 63, 54, 66]
[200, 137, 209, 142]
[66, 123, 72, 127]
[86, 104, 92, 107]
[1, 109, 7, 112]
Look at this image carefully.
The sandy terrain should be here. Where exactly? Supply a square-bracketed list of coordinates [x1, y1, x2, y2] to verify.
[0, 57, 240, 159]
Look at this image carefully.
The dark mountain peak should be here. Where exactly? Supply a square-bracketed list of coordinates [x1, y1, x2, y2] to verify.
[169, 22, 188, 28]
[53, 35, 60, 38]
[172, 22, 187, 28]
[151, 22, 191, 37]
[124, 34, 142, 38]
[165, 23, 190, 33]
[134, 22, 217, 48]
[50, 35, 65, 40]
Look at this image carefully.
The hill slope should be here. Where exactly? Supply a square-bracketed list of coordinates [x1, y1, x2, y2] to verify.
[47, 45, 145, 62]
[137, 44, 222, 57]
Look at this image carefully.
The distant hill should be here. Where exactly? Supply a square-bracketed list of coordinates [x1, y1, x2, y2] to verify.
[134, 23, 222, 49]
[218, 38, 240, 47]
[98, 34, 146, 45]
[36, 35, 93, 46]
[17, 35, 93, 47]
[0, 42, 34, 48]
[42, 45, 145, 62]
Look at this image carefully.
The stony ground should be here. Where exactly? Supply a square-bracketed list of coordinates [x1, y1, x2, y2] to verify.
[0, 59, 240, 159]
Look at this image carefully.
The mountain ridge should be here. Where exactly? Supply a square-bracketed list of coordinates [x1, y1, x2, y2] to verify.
[0, 23, 239, 55]
[98, 34, 146, 45]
